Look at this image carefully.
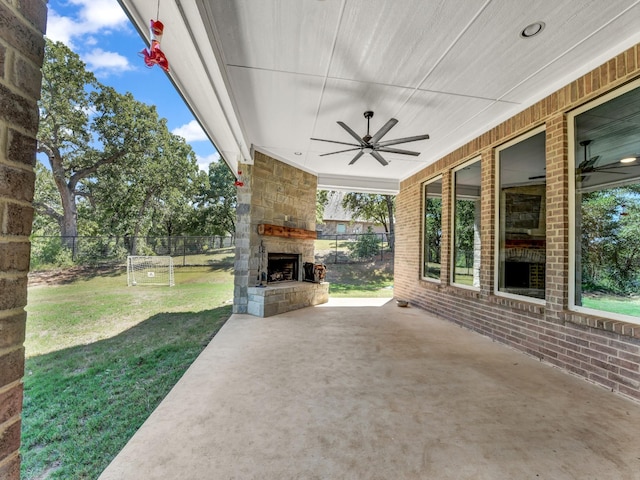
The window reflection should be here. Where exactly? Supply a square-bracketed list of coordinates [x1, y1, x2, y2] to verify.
[453, 160, 481, 287]
[497, 131, 546, 300]
[573, 85, 640, 320]
[423, 178, 442, 280]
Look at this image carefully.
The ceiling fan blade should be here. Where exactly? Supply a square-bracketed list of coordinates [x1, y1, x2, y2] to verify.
[377, 134, 430, 147]
[310, 137, 361, 147]
[337, 121, 365, 145]
[588, 169, 628, 175]
[319, 147, 362, 157]
[370, 118, 398, 144]
[377, 147, 421, 156]
[578, 155, 600, 170]
[348, 151, 365, 165]
[528, 175, 546, 180]
[370, 151, 389, 166]
[593, 164, 639, 171]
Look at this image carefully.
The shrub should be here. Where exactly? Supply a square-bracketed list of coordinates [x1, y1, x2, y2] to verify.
[30, 236, 74, 271]
[347, 227, 380, 259]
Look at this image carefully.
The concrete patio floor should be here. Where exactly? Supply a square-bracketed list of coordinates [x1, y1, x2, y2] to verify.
[99, 299, 640, 480]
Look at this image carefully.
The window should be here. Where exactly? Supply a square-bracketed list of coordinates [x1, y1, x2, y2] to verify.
[336, 223, 346, 234]
[496, 129, 546, 301]
[422, 177, 442, 281]
[452, 158, 481, 288]
[570, 82, 640, 322]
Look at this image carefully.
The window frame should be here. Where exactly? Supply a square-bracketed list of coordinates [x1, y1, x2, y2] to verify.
[493, 125, 546, 305]
[451, 156, 482, 290]
[421, 175, 443, 283]
[568, 79, 640, 324]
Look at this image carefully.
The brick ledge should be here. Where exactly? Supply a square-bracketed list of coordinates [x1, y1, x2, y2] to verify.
[563, 311, 640, 340]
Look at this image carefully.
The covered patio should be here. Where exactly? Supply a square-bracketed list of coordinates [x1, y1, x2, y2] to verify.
[4, 2, 640, 478]
[100, 299, 640, 479]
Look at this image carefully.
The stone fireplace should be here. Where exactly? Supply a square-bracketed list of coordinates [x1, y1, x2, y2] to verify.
[233, 152, 329, 317]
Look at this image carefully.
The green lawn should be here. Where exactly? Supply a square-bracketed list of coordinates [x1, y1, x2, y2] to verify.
[21, 262, 392, 479]
[325, 261, 394, 297]
[582, 294, 640, 318]
[21, 267, 234, 479]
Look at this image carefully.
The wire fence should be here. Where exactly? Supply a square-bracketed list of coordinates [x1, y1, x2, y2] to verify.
[29, 232, 394, 271]
[314, 232, 394, 264]
[29, 235, 236, 270]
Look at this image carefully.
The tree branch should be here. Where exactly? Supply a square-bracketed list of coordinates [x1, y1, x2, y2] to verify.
[32, 201, 64, 223]
[68, 150, 126, 191]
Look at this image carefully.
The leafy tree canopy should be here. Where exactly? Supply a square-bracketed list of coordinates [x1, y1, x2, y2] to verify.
[35, 39, 209, 243]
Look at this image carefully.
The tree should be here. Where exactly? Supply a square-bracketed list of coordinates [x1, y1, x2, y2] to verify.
[424, 196, 442, 265]
[341, 193, 395, 251]
[316, 190, 329, 225]
[32, 160, 62, 236]
[86, 127, 201, 254]
[36, 39, 198, 246]
[454, 199, 476, 269]
[580, 187, 640, 293]
[193, 160, 237, 239]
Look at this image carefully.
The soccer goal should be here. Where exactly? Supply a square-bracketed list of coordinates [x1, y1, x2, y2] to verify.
[127, 256, 175, 287]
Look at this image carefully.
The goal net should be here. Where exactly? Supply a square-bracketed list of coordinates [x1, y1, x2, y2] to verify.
[127, 256, 175, 287]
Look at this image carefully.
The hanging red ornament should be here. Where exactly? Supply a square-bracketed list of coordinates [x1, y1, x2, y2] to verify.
[234, 170, 245, 187]
[140, 19, 169, 72]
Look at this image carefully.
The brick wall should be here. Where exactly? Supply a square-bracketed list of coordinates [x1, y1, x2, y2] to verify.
[0, 1, 46, 478]
[233, 151, 317, 313]
[395, 43, 640, 403]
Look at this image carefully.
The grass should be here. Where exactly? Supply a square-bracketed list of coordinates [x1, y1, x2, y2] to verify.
[21, 267, 235, 479]
[21, 261, 392, 479]
[324, 260, 394, 297]
[170, 247, 235, 267]
[582, 294, 640, 318]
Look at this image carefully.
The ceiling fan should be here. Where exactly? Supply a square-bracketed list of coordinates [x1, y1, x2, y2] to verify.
[528, 140, 636, 180]
[310, 111, 429, 166]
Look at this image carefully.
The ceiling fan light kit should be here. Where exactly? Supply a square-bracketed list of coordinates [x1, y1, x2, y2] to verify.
[311, 111, 429, 166]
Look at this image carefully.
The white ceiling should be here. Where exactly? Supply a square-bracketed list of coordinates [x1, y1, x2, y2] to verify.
[118, 0, 640, 194]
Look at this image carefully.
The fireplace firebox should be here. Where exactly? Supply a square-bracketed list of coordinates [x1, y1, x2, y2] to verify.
[267, 253, 300, 283]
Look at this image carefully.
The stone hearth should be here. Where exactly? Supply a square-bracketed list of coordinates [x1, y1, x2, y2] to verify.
[247, 282, 329, 317]
[233, 151, 329, 316]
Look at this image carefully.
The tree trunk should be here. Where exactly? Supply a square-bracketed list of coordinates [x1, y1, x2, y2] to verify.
[384, 195, 395, 252]
[131, 191, 154, 256]
[53, 175, 78, 248]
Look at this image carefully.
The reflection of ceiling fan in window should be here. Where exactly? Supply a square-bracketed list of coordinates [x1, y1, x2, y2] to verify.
[576, 140, 632, 181]
[528, 139, 638, 181]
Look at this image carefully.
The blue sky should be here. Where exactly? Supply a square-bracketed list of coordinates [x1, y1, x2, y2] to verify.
[45, 0, 219, 171]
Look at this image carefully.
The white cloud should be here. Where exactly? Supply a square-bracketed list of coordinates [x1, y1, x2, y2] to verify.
[196, 152, 221, 172]
[172, 120, 209, 142]
[46, 1, 129, 48]
[71, 0, 128, 30]
[46, 10, 78, 45]
[82, 48, 133, 75]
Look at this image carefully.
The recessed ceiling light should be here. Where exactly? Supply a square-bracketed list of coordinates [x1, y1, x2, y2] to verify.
[620, 156, 637, 164]
[294, 151, 302, 156]
[520, 22, 545, 38]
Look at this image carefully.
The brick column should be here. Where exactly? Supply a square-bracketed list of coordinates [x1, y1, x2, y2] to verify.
[545, 113, 569, 322]
[479, 148, 495, 298]
[439, 170, 451, 284]
[0, 1, 46, 479]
